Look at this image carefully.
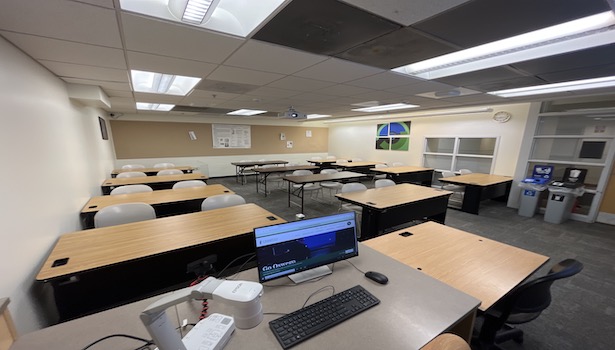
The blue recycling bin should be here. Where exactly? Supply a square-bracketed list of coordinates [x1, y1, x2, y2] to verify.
[518, 165, 553, 217]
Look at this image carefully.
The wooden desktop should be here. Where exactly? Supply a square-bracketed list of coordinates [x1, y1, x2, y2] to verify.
[438, 173, 513, 214]
[371, 165, 435, 186]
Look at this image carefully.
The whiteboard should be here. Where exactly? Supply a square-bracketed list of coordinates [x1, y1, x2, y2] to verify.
[212, 124, 251, 149]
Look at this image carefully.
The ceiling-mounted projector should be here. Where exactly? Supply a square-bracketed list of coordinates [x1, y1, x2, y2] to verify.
[280, 107, 307, 119]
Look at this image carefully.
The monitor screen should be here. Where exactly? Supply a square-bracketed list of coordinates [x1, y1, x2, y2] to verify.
[254, 212, 358, 283]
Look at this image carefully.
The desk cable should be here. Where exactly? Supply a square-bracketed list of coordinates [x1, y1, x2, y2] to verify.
[80, 334, 154, 350]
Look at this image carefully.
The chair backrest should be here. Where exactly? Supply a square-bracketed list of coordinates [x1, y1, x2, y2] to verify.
[459, 169, 472, 174]
[320, 169, 338, 175]
[153, 162, 175, 168]
[441, 171, 456, 178]
[391, 162, 405, 167]
[116, 171, 147, 178]
[110, 184, 153, 195]
[201, 194, 246, 211]
[352, 158, 363, 162]
[374, 164, 388, 169]
[172, 180, 207, 189]
[94, 203, 156, 228]
[156, 169, 183, 176]
[341, 182, 368, 193]
[121, 164, 145, 169]
[375, 179, 396, 188]
[292, 170, 314, 176]
[484, 259, 583, 334]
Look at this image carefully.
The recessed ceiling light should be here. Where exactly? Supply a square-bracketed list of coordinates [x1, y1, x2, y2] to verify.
[488, 75, 615, 98]
[307, 114, 332, 119]
[351, 103, 419, 113]
[136, 103, 175, 111]
[172, 0, 221, 25]
[131, 70, 200, 96]
[393, 11, 615, 80]
[227, 109, 267, 116]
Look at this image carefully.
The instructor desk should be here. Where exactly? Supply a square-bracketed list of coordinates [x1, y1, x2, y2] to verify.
[101, 173, 208, 194]
[38, 204, 283, 321]
[21, 245, 480, 350]
[439, 173, 513, 214]
[335, 183, 452, 240]
[365, 221, 549, 311]
[80, 184, 232, 229]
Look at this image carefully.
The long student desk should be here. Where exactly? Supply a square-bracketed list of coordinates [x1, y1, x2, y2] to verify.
[364, 221, 549, 312]
[80, 184, 233, 229]
[336, 161, 385, 173]
[255, 164, 319, 196]
[110, 166, 197, 177]
[19, 245, 480, 350]
[231, 160, 288, 184]
[37, 203, 284, 321]
[438, 173, 513, 214]
[371, 165, 435, 186]
[283, 171, 365, 213]
[335, 183, 452, 240]
[101, 173, 208, 194]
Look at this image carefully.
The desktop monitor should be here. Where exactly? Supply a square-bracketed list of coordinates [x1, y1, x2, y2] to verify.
[254, 212, 358, 284]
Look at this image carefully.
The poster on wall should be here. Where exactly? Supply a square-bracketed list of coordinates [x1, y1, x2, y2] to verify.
[376, 121, 411, 150]
[212, 124, 251, 149]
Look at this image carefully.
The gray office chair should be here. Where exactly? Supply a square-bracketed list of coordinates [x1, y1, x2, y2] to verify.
[116, 171, 147, 178]
[320, 169, 343, 199]
[459, 169, 472, 174]
[201, 194, 246, 211]
[156, 169, 183, 176]
[93, 202, 156, 228]
[153, 162, 175, 168]
[259, 164, 284, 189]
[291, 170, 322, 199]
[237, 160, 257, 184]
[372, 163, 388, 181]
[172, 180, 207, 189]
[121, 164, 145, 169]
[110, 184, 153, 195]
[391, 162, 405, 167]
[339, 182, 367, 237]
[375, 179, 396, 188]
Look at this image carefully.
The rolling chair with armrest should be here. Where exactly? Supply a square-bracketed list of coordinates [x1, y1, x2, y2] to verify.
[473, 258, 584, 350]
[94, 202, 156, 228]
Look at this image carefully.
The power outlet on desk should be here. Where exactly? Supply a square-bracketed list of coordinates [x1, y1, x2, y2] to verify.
[187, 255, 217, 277]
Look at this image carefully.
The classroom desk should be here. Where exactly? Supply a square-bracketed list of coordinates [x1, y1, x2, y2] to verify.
[19, 245, 480, 350]
[283, 171, 365, 213]
[231, 160, 288, 184]
[364, 221, 549, 312]
[336, 161, 385, 174]
[371, 165, 435, 186]
[306, 159, 338, 170]
[335, 183, 452, 240]
[37, 204, 284, 321]
[80, 184, 233, 229]
[255, 164, 319, 196]
[438, 173, 513, 214]
[110, 166, 197, 177]
[101, 173, 208, 194]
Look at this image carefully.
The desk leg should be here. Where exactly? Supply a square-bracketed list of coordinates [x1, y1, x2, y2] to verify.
[461, 185, 482, 214]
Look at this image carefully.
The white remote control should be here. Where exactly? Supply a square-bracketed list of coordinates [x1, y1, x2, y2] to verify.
[181, 313, 235, 350]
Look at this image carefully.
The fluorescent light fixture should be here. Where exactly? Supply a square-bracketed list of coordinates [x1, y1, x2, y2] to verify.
[307, 114, 332, 119]
[131, 70, 201, 96]
[136, 103, 175, 111]
[393, 11, 615, 80]
[227, 109, 267, 116]
[174, 0, 221, 24]
[352, 103, 419, 113]
[488, 76, 615, 98]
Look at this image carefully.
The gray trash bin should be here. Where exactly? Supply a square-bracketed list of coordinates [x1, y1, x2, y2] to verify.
[518, 182, 548, 217]
[543, 184, 585, 224]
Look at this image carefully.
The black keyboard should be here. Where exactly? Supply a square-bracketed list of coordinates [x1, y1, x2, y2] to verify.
[269, 285, 380, 349]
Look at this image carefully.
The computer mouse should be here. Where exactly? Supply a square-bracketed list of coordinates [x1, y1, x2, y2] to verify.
[364, 271, 388, 285]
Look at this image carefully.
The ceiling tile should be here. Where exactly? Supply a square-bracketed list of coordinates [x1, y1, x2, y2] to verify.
[464, 76, 547, 92]
[105, 90, 134, 98]
[347, 71, 421, 90]
[340, 0, 471, 26]
[537, 64, 615, 84]
[511, 44, 615, 76]
[224, 40, 328, 75]
[127, 51, 217, 78]
[207, 66, 284, 85]
[433, 66, 529, 87]
[414, 0, 611, 48]
[252, 0, 400, 56]
[62, 78, 131, 92]
[246, 87, 302, 99]
[385, 80, 456, 95]
[316, 84, 374, 97]
[1, 31, 126, 69]
[0, 0, 122, 48]
[133, 93, 184, 104]
[416, 87, 481, 99]
[74, 0, 115, 8]
[294, 58, 383, 83]
[189, 89, 240, 100]
[121, 13, 244, 64]
[288, 92, 338, 103]
[267, 76, 336, 91]
[41, 60, 129, 82]
[335, 27, 458, 69]
[352, 90, 406, 101]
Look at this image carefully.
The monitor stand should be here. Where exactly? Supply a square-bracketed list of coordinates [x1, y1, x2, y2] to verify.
[288, 266, 332, 284]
